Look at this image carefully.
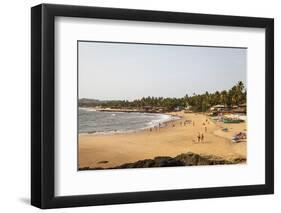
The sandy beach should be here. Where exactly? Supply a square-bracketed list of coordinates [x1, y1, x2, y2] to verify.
[79, 112, 246, 169]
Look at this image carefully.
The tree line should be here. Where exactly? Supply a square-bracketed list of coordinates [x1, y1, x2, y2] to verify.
[79, 81, 246, 112]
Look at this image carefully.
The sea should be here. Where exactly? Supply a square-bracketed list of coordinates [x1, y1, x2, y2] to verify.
[79, 108, 179, 134]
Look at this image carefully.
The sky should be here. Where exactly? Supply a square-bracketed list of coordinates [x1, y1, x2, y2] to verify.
[78, 41, 247, 101]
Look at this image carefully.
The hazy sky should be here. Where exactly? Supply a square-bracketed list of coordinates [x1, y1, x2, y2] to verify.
[78, 41, 246, 100]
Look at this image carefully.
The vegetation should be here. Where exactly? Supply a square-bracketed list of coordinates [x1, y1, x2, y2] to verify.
[79, 81, 246, 112]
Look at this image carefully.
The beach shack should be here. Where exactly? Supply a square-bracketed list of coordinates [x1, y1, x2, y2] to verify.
[143, 105, 153, 112]
[154, 107, 166, 113]
[174, 106, 183, 111]
[184, 105, 192, 113]
[231, 103, 246, 114]
[210, 105, 226, 112]
[238, 103, 247, 113]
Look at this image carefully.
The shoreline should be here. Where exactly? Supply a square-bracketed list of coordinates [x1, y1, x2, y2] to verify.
[79, 111, 247, 169]
[79, 109, 182, 136]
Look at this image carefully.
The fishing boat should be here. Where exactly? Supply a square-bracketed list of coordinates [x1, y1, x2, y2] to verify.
[223, 118, 243, 123]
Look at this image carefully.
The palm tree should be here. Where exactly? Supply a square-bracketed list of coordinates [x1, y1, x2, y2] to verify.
[220, 90, 228, 106]
[235, 81, 245, 105]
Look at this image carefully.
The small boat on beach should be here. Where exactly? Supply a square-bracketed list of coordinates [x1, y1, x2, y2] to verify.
[232, 131, 247, 143]
[222, 114, 245, 123]
[223, 118, 243, 123]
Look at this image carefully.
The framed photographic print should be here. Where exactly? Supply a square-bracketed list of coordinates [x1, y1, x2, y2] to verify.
[31, 3, 274, 209]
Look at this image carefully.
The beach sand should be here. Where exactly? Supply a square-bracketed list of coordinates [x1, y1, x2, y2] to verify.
[79, 112, 246, 169]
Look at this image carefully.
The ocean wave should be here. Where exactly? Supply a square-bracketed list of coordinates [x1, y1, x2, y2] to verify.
[79, 110, 181, 135]
[145, 114, 178, 128]
[79, 107, 97, 112]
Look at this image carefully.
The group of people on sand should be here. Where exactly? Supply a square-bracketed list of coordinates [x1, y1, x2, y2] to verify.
[195, 118, 210, 143]
[149, 122, 163, 132]
[148, 117, 211, 138]
[182, 120, 192, 126]
[149, 118, 191, 132]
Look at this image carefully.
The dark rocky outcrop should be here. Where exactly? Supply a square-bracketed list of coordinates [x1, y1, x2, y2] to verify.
[79, 152, 246, 171]
[114, 156, 185, 169]
[175, 152, 234, 166]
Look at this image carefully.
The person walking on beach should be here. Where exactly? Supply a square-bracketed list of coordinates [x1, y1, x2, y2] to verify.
[197, 133, 201, 142]
[201, 133, 204, 142]
[158, 123, 161, 131]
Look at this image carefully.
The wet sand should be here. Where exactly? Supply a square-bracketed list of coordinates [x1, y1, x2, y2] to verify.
[79, 112, 246, 168]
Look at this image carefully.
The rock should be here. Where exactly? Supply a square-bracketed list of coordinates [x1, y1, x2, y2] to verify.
[113, 152, 245, 169]
[81, 152, 246, 170]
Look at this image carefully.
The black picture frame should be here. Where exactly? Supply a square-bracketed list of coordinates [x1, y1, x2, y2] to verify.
[31, 3, 274, 209]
